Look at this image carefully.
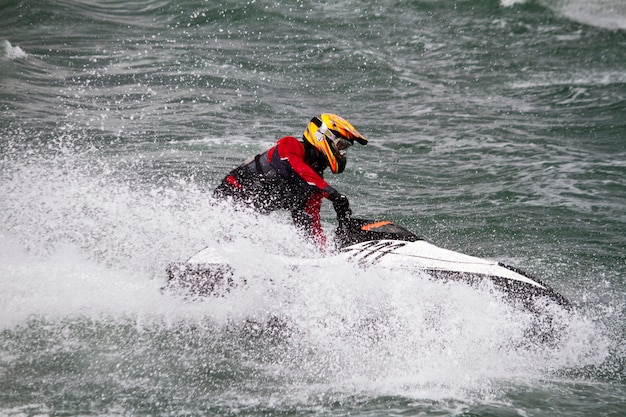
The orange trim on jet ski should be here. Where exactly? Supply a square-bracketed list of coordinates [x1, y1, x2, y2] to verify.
[361, 221, 393, 231]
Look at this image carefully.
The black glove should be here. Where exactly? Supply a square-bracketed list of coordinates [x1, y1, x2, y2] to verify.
[328, 190, 352, 220]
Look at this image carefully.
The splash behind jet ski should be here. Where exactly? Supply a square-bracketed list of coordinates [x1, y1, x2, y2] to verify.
[165, 217, 570, 312]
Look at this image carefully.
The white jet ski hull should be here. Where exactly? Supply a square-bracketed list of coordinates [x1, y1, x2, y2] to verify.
[165, 218, 569, 310]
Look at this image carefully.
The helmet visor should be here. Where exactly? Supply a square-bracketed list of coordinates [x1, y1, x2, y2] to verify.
[327, 130, 352, 155]
[335, 137, 353, 151]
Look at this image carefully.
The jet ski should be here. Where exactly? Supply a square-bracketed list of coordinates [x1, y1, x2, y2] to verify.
[165, 217, 570, 312]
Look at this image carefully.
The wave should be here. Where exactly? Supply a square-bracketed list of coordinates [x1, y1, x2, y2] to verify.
[502, 0, 626, 30]
[4, 0, 625, 34]
[0, 0, 173, 27]
[547, 0, 626, 30]
[1, 40, 27, 60]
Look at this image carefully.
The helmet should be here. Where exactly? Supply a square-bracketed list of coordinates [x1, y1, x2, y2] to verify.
[302, 113, 368, 174]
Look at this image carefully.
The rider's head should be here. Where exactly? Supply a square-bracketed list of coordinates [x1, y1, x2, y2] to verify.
[302, 113, 367, 174]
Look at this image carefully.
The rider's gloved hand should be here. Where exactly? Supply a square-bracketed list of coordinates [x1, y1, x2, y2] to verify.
[328, 189, 352, 221]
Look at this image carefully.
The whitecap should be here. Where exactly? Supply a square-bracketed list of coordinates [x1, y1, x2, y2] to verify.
[2, 40, 28, 59]
[548, 0, 626, 30]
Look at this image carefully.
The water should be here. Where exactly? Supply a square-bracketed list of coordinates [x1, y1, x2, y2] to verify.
[1, 0, 625, 415]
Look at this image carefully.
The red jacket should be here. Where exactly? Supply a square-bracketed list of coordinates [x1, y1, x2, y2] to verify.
[271, 136, 333, 247]
[215, 136, 336, 248]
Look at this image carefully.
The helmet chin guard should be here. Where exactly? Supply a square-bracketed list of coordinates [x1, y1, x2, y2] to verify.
[303, 114, 367, 174]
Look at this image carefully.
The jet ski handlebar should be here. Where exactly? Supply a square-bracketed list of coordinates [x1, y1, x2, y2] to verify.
[335, 216, 420, 248]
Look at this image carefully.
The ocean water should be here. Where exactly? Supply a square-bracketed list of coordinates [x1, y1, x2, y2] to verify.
[1, 0, 625, 416]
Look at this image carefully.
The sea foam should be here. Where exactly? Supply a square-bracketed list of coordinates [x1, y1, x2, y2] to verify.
[2, 40, 27, 59]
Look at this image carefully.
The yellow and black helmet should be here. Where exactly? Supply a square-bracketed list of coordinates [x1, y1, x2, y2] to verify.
[302, 113, 367, 174]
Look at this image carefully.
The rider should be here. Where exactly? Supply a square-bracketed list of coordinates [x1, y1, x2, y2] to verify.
[213, 113, 368, 248]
